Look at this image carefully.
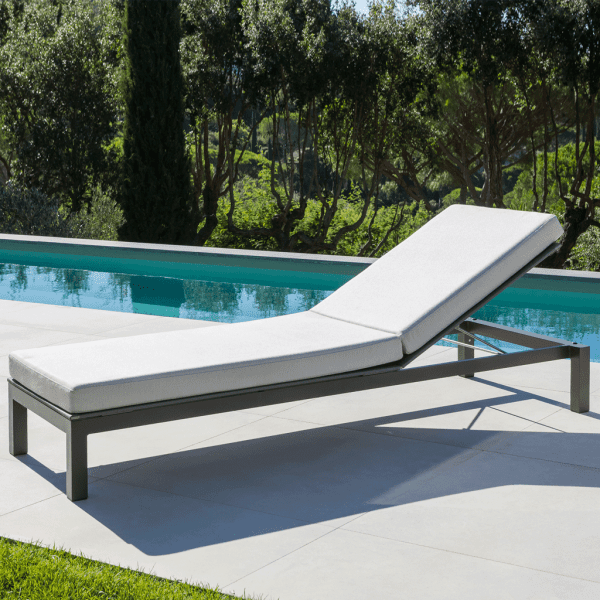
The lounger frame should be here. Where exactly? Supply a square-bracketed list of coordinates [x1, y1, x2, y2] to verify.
[7, 242, 590, 501]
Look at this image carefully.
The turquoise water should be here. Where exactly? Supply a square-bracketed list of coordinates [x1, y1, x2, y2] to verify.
[443, 287, 600, 362]
[1, 250, 599, 362]
[0, 255, 343, 323]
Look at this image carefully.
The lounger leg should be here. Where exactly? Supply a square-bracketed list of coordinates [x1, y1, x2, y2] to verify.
[9, 396, 28, 456]
[458, 331, 474, 378]
[66, 424, 88, 501]
[570, 345, 590, 414]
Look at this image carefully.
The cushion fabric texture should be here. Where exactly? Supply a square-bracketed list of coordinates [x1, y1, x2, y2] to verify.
[311, 204, 563, 354]
[8, 205, 563, 414]
[9, 311, 401, 414]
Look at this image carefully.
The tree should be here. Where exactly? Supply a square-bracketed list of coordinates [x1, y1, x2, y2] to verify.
[180, 0, 266, 245]
[526, 0, 600, 268]
[118, 0, 198, 244]
[219, 0, 430, 254]
[415, 0, 543, 207]
[0, 0, 121, 211]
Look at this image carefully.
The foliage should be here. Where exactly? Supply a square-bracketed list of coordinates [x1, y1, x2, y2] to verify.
[181, 0, 262, 244]
[0, 181, 72, 236]
[0, 0, 122, 212]
[522, 0, 600, 267]
[567, 219, 600, 271]
[1, 0, 600, 268]
[118, 0, 198, 244]
[0, 536, 240, 600]
[415, 0, 572, 208]
[206, 167, 432, 256]
[69, 186, 125, 242]
[442, 187, 477, 207]
[503, 141, 600, 212]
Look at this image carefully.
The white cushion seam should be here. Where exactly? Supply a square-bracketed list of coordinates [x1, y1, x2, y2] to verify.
[310, 309, 400, 336]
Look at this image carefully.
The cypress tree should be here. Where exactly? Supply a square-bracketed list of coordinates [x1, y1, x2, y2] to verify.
[118, 0, 199, 244]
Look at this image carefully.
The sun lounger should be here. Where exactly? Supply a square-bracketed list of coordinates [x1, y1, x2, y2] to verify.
[7, 205, 590, 501]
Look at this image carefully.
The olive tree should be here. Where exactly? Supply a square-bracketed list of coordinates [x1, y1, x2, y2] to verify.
[527, 0, 600, 268]
[223, 0, 433, 254]
[180, 0, 266, 245]
[415, 0, 552, 207]
[0, 182, 71, 236]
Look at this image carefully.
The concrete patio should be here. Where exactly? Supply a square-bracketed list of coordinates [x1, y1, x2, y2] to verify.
[2, 297, 600, 600]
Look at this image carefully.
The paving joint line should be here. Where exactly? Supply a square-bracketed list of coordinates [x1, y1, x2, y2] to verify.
[266, 412, 600, 476]
[224, 510, 367, 590]
[337, 526, 600, 586]
[89, 416, 270, 484]
[96, 477, 336, 532]
[489, 405, 565, 431]
[0, 491, 64, 520]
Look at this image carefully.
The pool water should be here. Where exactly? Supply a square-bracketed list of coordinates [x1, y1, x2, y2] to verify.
[0, 260, 337, 323]
[1, 252, 599, 362]
[442, 288, 600, 362]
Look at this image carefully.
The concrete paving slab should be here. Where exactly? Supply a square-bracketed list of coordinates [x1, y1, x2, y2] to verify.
[0, 456, 99, 516]
[0, 299, 32, 314]
[1, 298, 600, 600]
[0, 302, 158, 335]
[226, 527, 600, 600]
[0, 323, 86, 355]
[343, 450, 600, 583]
[276, 374, 563, 451]
[494, 383, 600, 417]
[477, 352, 600, 395]
[108, 416, 471, 528]
[483, 407, 600, 470]
[0, 478, 335, 592]
[0, 376, 6, 418]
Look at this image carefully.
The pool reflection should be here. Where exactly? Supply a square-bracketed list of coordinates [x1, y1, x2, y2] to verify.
[0, 263, 332, 322]
[0, 261, 598, 361]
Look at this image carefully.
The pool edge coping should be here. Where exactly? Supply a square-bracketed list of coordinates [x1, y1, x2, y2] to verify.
[1, 233, 599, 282]
[0, 234, 375, 267]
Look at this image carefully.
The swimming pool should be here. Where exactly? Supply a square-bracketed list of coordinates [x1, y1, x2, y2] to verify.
[0, 235, 365, 322]
[1, 235, 599, 361]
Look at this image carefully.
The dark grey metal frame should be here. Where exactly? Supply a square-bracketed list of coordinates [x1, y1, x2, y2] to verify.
[7, 242, 590, 501]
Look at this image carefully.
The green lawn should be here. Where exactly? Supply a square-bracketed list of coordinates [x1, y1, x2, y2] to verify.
[0, 537, 248, 600]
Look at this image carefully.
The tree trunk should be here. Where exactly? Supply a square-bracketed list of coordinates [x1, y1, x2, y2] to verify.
[194, 184, 220, 245]
[540, 206, 590, 268]
[481, 86, 505, 208]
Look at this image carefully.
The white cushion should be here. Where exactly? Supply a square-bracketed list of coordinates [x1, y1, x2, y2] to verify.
[9, 311, 401, 414]
[311, 205, 562, 354]
[9, 205, 562, 415]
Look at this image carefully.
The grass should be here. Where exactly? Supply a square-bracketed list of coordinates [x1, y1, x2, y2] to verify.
[0, 536, 250, 600]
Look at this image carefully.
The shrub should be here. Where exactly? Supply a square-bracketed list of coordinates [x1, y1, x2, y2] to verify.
[205, 170, 432, 256]
[0, 182, 71, 236]
[565, 210, 600, 272]
[68, 186, 125, 241]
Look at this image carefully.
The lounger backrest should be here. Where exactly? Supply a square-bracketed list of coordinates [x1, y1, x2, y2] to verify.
[311, 205, 563, 355]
